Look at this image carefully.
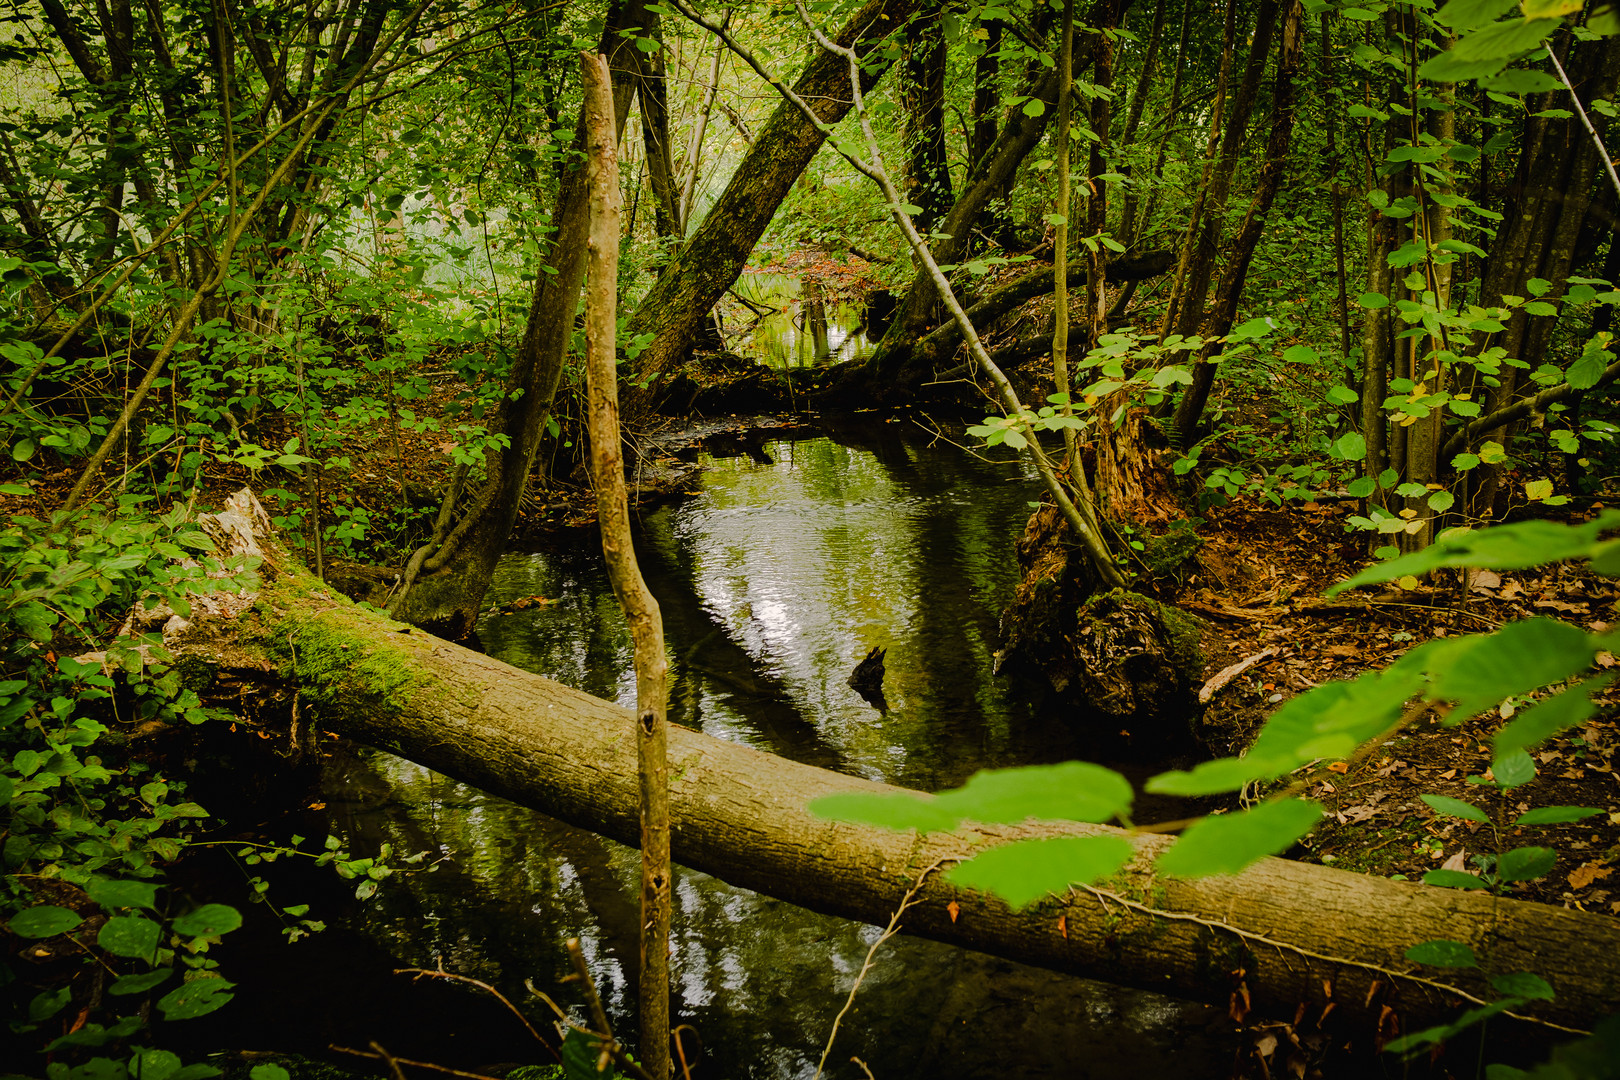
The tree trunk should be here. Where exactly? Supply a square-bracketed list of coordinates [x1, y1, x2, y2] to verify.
[388, 0, 646, 637]
[900, 3, 951, 234]
[1170, 0, 1303, 448]
[626, 0, 921, 387]
[582, 51, 671, 1078]
[1158, 0, 1276, 349]
[170, 489, 1620, 1042]
[631, 7, 682, 241]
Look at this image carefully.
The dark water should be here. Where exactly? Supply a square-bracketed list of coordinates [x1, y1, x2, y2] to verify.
[287, 422, 1240, 1078]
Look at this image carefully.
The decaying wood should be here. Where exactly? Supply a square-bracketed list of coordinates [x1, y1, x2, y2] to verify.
[1198, 647, 1278, 704]
[171, 490, 1620, 1044]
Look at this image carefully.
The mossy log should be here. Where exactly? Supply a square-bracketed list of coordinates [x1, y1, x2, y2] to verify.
[169, 491, 1620, 1044]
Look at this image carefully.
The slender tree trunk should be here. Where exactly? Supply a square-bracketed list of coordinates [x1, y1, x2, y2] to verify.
[901, 3, 951, 233]
[676, 14, 728, 229]
[582, 51, 671, 1078]
[1053, 0, 1079, 465]
[1158, 0, 1276, 350]
[1135, 0, 1191, 243]
[632, 8, 682, 240]
[1115, 0, 1165, 250]
[1320, 14, 1354, 360]
[970, 19, 1003, 173]
[1171, 0, 1303, 447]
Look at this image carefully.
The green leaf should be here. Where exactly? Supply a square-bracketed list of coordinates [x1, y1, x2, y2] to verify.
[1452, 452, 1482, 470]
[1423, 868, 1490, 889]
[109, 970, 174, 996]
[1515, 805, 1604, 825]
[156, 978, 236, 1021]
[1453, 18, 1559, 63]
[1348, 476, 1376, 498]
[1405, 938, 1478, 967]
[1436, 0, 1522, 30]
[10, 905, 84, 937]
[1328, 386, 1360, 405]
[934, 762, 1133, 825]
[1428, 490, 1456, 512]
[88, 878, 160, 911]
[130, 1048, 183, 1080]
[1334, 432, 1368, 461]
[1283, 344, 1319, 364]
[1150, 668, 1421, 794]
[1568, 345, 1610, 390]
[1489, 972, 1555, 1000]
[249, 1067, 292, 1080]
[1421, 794, 1489, 822]
[1497, 845, 1556, 882]
[12, 437, 35, 461]
[1155, 800, 1322, 878]
[1481, 68, 1562, 93]
[171, 904, 242, 938]
[1491, 748, 1538, 788]
[944, 835, 1135, 908]
[1329, 514, 1620, 593]
[1358, 291, 1390, 309]
[98, 915, 161, 959]
[1022, 98, 1046, 117]
[1418, 49, 1509, 82]
[1426, 618, 1595, 721]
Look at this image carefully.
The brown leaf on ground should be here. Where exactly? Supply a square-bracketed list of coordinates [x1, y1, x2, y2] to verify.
[1440, 850, 1469, 872]
[1569, 864, 1614, 890]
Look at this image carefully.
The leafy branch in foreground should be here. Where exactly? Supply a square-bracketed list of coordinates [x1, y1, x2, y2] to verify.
[812, 515, 1620, 1054]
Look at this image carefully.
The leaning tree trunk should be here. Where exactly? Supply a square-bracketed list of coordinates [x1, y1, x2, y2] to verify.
[167, 488, 1620, 1045]
[626, 0, 921, 388]
[388, 0, 647, 637]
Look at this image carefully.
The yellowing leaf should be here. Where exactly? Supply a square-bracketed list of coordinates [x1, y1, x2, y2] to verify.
[1522, 0, 1583, 18]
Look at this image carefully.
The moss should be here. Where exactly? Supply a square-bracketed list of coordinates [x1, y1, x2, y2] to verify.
[254, 572, 432, 717]
[1140, 519, 1203, 577]
[1156, 599, 1206, 673]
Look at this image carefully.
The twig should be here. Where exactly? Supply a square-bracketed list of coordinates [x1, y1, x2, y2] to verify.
[329, 1044, 502, 1080]
[1070, 883, 1589, 1034]
[396, 966, 560, 1062]
[814, 857, 954, 1079]
[1548, 42, 1620, 205]
[369, 1041, 409, 1080]
[567, 937, 614, 1053]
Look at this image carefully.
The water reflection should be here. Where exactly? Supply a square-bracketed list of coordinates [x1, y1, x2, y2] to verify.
[722, 273, 875, 369]
[329, 424, 1237, 1077]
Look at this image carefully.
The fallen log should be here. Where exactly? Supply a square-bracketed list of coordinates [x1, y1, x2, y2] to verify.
[171, 490, 1619, 1043]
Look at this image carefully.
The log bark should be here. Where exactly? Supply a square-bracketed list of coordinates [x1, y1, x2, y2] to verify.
[169, 490, 1620, 1046]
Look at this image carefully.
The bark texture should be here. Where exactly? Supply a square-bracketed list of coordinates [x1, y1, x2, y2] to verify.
[171, 490, 1620, 1044]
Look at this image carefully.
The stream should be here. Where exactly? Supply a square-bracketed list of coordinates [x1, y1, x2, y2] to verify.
[235, 418, 1244, 1078]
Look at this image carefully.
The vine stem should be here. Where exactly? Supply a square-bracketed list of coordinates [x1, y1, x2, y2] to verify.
[665, 0, 1123, 588]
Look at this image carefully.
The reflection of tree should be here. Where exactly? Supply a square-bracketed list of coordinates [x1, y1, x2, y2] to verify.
[637, 508, 849, 771]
